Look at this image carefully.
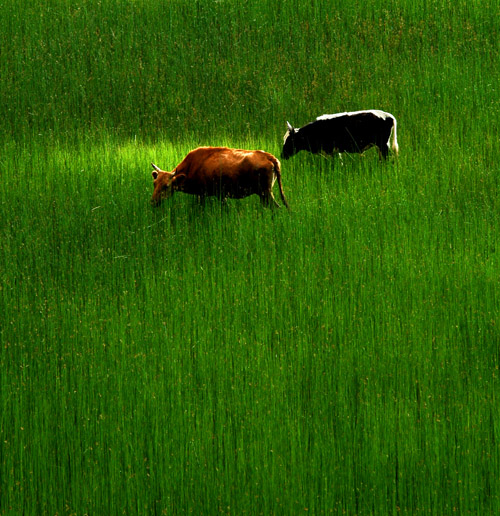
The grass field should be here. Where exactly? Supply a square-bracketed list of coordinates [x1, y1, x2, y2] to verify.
[1, 0, 500, 514]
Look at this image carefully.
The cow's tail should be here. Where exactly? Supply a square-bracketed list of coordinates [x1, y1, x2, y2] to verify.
[390, 116, 399, 156]
[271, 157, 290, 209]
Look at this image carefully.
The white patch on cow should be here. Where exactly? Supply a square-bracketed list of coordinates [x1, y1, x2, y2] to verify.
[284, 121, 300, 143]
[390, 117, 399, 155]
[283, 129, 291, 143]
[316, 109, 392, 121]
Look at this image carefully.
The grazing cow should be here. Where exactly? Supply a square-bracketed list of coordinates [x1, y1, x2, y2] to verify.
[282, 110, 399, 160]
[151, 146, 289, 209]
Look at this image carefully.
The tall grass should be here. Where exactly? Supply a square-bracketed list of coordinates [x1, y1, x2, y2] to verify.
[1, 0, 498, 142]
[1, 0, 499, 514]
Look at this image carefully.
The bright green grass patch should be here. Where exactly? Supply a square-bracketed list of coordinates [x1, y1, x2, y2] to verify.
[2, 134, 499, 514]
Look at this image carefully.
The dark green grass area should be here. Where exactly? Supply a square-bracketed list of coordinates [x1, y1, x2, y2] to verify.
[1, 0, 498, 143]
[1, 0, 500, 514]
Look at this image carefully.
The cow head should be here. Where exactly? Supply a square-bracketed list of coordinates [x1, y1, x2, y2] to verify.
[150, 163, 186, 206]
[282, 121, 299, 160]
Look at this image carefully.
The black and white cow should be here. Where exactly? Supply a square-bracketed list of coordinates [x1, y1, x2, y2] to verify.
[282, 110, 399, 160]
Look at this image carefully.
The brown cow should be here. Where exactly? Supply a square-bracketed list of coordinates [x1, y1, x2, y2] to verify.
[151, 147, 289, 209]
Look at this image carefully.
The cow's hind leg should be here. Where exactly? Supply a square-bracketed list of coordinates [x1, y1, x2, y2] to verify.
[260, 191, 281, 209]
[378, 120, 395, 159]
[258, 169, 280, 208]
[377, 141, 389, 160]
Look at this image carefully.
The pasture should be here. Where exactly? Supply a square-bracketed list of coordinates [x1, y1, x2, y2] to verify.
[1, 0, 499, 513]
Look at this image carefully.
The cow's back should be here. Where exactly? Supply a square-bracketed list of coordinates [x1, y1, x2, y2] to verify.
[307, 112, 393, 154]
[175, 147, 276, 198]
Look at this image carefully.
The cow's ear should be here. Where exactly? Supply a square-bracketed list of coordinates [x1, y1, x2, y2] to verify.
[172, 173, 186, 189]
[152, 171, 158, 180]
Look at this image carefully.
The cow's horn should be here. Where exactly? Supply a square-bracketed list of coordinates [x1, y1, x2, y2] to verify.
[286, 121, 294, 131]
[151, 163, 162, 172]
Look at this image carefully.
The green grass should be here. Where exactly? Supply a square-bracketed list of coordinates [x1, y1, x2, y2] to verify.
[1, 0, 500, 514]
